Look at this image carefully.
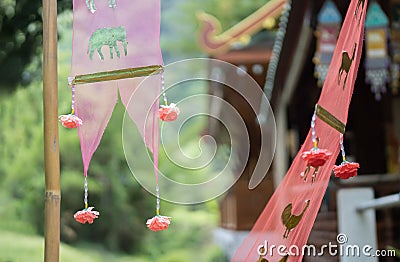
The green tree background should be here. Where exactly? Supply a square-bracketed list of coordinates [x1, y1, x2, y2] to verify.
[0, 0, 267, 88]
[0, 0, 71, 89]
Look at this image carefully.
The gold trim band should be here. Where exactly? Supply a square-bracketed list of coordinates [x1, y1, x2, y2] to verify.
[71, 65, 163, 85]
[316, 104, 346, 134]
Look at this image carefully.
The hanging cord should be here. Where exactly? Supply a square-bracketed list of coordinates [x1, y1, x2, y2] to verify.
[84, 176, 88, 209]
[67, 77, 77, 115]
[59, 79, 82, 128]
[71, 84, 76, 114]
[153, 79, 161, 215]
[161, 73, 168, 106]
[339, 134, 346, 162]
[311, 105, 318, 149]
[258, 0, 292, 123]
[156, 184, 160, 215]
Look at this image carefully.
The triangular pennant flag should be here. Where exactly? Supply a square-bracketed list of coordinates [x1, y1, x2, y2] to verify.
[65, 0, 164, 224]
[313, 0, 342, 87]
[71, 0, 163, 177]
[364, 2, 390, 100]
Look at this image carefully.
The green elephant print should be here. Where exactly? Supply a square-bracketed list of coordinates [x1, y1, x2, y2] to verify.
[86, 0, 117, 13]
[87, 26, 128, 60]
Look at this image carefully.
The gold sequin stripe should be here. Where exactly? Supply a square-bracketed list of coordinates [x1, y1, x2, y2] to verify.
[315, 104, 346, 134]
[71, 65, 163, 85]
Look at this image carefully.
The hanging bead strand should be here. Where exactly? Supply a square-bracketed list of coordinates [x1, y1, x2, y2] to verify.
[339, 134, 346, 162]
[84, 176, 88, 209]
[71, 84, 76, 115]
[158, 73, 180, 122]
[59, 79, 82, 129]
[73, 172, 99, 224]
[301, 104, 332, 183]
[333, 134, 360, 179]
[161, 73, 168, 106]
[311, 106, 318, 149]
[146, 73, 172, 231]
[156, 184, 160, 216]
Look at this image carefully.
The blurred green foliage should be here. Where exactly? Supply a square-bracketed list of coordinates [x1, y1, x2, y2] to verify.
[0, 77, 150, 252]
[0, 0, 71, 89]
[0, 79, 226, 259]
[161, 0, 268, 60]
[0, 7, 226, 260]
[0, 229, 150, 261]
[0, 0, 268, 87]
[0, 220, 226, 262]
[0, 74, 226, 260]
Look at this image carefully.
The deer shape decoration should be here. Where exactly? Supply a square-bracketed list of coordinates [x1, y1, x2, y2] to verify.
[355, 0, 366, 20]
[338, 43, 357, 88]
[85, 0, 117, 13]
[232, 0, 367, 260]
[282, 200, 310, 239]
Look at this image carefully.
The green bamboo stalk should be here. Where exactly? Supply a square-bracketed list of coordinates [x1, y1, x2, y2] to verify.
[72, 65, 163, 85]
[316, 104, 346, 134]
[42, 0, 61, 261]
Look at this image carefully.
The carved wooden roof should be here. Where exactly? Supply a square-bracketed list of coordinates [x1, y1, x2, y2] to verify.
[197, 0, 288, 55]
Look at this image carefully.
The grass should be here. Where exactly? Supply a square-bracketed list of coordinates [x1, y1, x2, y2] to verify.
[0, 230, 147, 262]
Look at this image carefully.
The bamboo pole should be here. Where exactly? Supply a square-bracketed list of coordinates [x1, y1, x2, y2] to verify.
[72, 65, 163, 85]
[42, 0, 60, 261]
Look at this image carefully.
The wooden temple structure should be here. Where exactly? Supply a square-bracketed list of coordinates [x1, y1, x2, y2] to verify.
[197, 0, 400, 261]
[197, 0, 286, 231]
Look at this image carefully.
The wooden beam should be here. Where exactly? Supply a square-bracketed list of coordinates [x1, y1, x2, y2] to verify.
[357, 193, 400, 211]
[42, 0, 60, 261]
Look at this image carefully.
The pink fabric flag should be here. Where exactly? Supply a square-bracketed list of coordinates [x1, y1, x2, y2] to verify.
[70, 0, 163, 177]
[233, 0, 367, 261]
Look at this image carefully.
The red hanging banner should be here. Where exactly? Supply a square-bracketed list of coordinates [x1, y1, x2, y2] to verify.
[233, 0, 368, 261]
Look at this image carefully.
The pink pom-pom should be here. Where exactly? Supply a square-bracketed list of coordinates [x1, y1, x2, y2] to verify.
[73, 207, 99, 224]
[159, 103, 180, 122]
[146, 215, 171, 232]
[59, 114, 83, 128]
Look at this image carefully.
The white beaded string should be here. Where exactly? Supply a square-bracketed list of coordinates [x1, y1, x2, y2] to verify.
[156, 184, 160, 216]
[67, 77, 76, 115]
[161, 74, 168, 106]
[340, 134, 346, 162]
[311, 106, 317, 149]
[71, 84, 76, 114]
[84, 176, 88, 209]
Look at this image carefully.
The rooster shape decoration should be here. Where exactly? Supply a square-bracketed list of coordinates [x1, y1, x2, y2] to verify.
[281, 200, 310, 239]
[257, 253, 289, 262]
